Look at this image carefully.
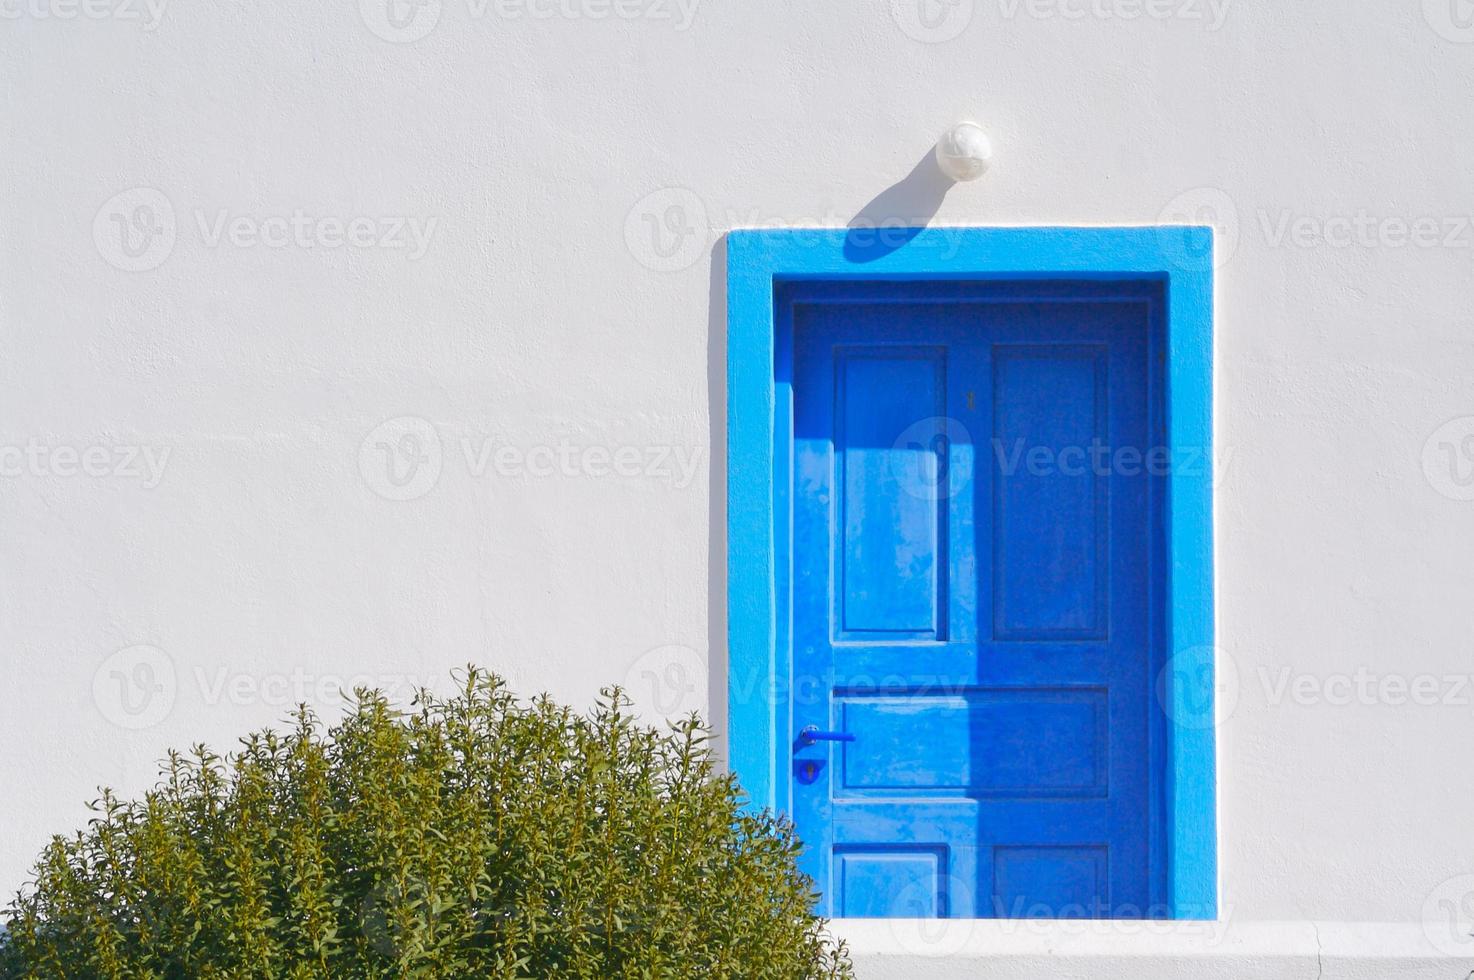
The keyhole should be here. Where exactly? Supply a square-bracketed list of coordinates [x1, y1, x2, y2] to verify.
[966, 390, 977, 411]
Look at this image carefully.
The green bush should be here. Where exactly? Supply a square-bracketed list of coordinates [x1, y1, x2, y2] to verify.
[0, 669, 851, 979]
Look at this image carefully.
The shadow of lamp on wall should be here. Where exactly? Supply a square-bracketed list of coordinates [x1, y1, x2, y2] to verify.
[845, 121, 992, 263]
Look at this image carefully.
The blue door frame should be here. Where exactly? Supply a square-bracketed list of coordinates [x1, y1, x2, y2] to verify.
[725, 227, 1217, 919]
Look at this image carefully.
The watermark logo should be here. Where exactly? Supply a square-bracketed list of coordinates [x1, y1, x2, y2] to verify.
[624, 187, 709, 272]
[1422, 416, 1474, 501]
[94, 188, 176, 272]
[891, 416, 975, 501]
[93, 644, 176, 730]
[881, 874, 978, 955]
[624, 643, 706, 721]
[1156, 645, 1238, 730]
[1424, 0, 1474, 42]
[890, 0, 974, 43]
[1156, 186, 1237, 271]
[360, 0, 442, 42]
[362, 874, 439, 957]
[1423, 873, 1474, 956]
[359, 416, 443, 501]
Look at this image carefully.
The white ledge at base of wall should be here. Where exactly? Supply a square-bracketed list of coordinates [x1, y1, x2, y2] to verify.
[830, 919, 1473, 979]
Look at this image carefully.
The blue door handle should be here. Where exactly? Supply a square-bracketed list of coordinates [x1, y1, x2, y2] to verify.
[799, 726, 856, 746]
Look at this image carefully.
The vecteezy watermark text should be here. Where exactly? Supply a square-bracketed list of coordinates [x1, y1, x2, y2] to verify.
[1259, 666, 1474, 708]
[0, 0, 166, 29]
[194, 666, 445, 710]
[195, 210, 437, 260]
[0, 439, 170, 488]
[93, 645, 452, 730]
[360, 0, 700, 44]
[623, 189, 977, 273]
[358, 416, 706, 501]
[992, 437, 1229, 482]
[1258, 209, 1474, 250]
[93, 188, 440, 272]
[460, 438, 703, 487]
[1155, 189, 1474, 273]
[996, 0, 1232, 30]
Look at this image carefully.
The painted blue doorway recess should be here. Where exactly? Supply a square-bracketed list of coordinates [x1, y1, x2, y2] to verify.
[726, 228, 1216, 920]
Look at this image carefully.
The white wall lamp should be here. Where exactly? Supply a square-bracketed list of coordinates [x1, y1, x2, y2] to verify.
[935, 121, 992, 181]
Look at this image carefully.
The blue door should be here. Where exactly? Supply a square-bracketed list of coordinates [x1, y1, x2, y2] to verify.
[787, 280, 1163, 919]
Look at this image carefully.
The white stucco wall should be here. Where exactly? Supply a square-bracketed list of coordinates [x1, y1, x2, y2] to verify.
[3, 0, 1474, 972]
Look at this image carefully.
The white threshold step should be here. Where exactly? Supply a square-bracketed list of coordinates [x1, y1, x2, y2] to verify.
[831, 919, 1473, 979]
